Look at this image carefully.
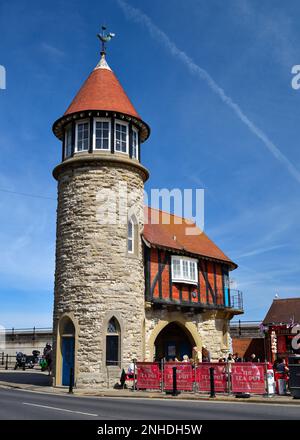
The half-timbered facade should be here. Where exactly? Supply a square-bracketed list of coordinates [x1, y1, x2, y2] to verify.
[142, 208, 243, 363]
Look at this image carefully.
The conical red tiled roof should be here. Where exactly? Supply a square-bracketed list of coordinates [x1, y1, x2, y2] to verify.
[64, 57, 140, 118]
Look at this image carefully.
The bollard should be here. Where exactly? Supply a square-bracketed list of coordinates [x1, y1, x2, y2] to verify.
[69, 367, 74, 394]
[1, 352, 4, 366]
[5, 354, 8, 370]
[161, 359, 164, 393]
[209, 367, 216, 398]
[172, 366, 180, 396]
[133, 360, 136, 392]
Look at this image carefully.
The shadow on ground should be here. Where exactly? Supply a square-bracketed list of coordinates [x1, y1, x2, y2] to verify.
[0, 371, 51, 386]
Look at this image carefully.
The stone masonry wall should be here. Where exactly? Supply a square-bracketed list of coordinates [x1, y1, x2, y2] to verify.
[144, 308, 230, 362]
[53, 159, 146, 389]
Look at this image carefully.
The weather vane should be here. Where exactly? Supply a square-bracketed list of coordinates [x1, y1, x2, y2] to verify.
[97, 25, 115, 56]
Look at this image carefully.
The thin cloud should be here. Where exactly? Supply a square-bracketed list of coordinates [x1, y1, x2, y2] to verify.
[117, 0, 300, 184]
[40, 42, 65, 58]
[238, 244, 286, 259]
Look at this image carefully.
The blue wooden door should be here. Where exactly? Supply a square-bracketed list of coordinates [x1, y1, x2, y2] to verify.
[62, 337, 75, 386]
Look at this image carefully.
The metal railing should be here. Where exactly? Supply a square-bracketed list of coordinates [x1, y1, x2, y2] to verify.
[150, 288, 244, 311]
[228, 289, 243, 311]
[0, 327, 52, 335]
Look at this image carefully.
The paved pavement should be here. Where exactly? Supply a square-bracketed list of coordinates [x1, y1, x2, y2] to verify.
[1, 387, 300, 420]
[1, 370, 300, 410]
[0, 370, 51, 386]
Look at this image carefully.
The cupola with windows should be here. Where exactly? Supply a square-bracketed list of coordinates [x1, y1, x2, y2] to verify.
[52, 32, 150, 179]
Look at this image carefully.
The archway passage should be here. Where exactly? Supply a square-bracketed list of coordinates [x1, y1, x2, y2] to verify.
[154, 322, 196, 361]
[59, 317, 75, 386]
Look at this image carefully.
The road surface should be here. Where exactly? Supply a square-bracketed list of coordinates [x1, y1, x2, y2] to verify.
[0, 388, 299, 420]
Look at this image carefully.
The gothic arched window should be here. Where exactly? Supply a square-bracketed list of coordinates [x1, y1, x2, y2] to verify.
[106, 317, 120, 366]
[128, 215, 138, 256]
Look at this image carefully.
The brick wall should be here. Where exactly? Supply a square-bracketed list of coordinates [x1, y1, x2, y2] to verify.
[232, 337, 265, 361]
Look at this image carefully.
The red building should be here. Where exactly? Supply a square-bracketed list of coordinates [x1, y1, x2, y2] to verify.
[263, 298, 300, 363]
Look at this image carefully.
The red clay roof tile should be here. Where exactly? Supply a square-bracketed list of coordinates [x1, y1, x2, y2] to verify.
[143, 207, 237, 268]
[263, 298, 300, 325]
[64, 66, 140, 118]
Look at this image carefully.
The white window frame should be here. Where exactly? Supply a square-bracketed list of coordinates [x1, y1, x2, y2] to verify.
[128, 218, 134, 254]
[75, 119, 90, 153]
[64, 124, 72, 158]
[93, 117, 111, 151]
[171, 256, 198, 284]
[114, 120, 129, 154]
[132, 126, 139, 159]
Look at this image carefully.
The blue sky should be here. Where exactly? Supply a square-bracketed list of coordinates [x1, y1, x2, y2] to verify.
[0, 0, 300, 327]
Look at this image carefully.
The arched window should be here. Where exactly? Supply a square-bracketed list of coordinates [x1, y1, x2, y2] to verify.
[106, 317, 120, 366]
[127, 215, 138, 255]
[128, 218, 134, 254]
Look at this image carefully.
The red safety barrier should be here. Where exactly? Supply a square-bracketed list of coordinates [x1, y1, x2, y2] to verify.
[136, 362, 161, 390]
[231, 363, 266, 394]
[135, 361, 267, 395]
[196, 363, 228, 392]
[163, 362, 193, 391]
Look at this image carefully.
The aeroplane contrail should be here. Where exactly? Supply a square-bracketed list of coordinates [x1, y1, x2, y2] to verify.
[117, 0, 300, 184]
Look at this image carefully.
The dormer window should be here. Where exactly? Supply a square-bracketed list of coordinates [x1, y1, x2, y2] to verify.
[75, 120, 89, 152]
[171, 256, 198, 284]
[65, 124, 72, 158]
[115, 121, 128, 153]
[132, 127, 139, 159]
[94, 118, 110, 150]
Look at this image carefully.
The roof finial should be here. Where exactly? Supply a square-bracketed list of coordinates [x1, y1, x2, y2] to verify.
[97, 25, 115, 57]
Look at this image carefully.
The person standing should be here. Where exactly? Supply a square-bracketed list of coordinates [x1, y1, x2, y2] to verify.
[44, 344, 52, 376]
[202, 346, 211, 362]
[227, 353, 235, 363]
[233, 353, 242, 362]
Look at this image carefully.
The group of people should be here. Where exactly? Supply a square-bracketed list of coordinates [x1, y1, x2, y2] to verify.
[218, 353, 260, 363]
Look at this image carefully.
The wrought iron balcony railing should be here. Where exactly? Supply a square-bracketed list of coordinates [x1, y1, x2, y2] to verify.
[148, 287, 244, 312]
[227, 289, 243, 312]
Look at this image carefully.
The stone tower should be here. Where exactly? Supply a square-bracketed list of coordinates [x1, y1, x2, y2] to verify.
[52, 35, 150, 388]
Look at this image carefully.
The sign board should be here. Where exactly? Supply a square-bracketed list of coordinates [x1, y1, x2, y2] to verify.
[231, 363, 266, 394]
[196, 363, 228, 392]
[136, 362, 161, 390]
[164, 363, 193, 391]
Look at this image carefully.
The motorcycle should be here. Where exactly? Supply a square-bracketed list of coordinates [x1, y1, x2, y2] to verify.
[14, 352, 26, 370]
[14, 350, 41, 370]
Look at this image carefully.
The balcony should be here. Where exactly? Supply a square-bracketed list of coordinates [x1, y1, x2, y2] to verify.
[227, 289, 244, 313]
[147, 287, 244, 313]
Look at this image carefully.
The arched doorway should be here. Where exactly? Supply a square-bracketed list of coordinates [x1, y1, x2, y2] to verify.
[154, 322, 196, 361]
[59, 317, 75, 386]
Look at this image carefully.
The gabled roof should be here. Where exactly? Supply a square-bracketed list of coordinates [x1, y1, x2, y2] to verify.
[263, 298, 300, 325]
[143, 207, 237, 269]
[64, 55, 140, 118]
